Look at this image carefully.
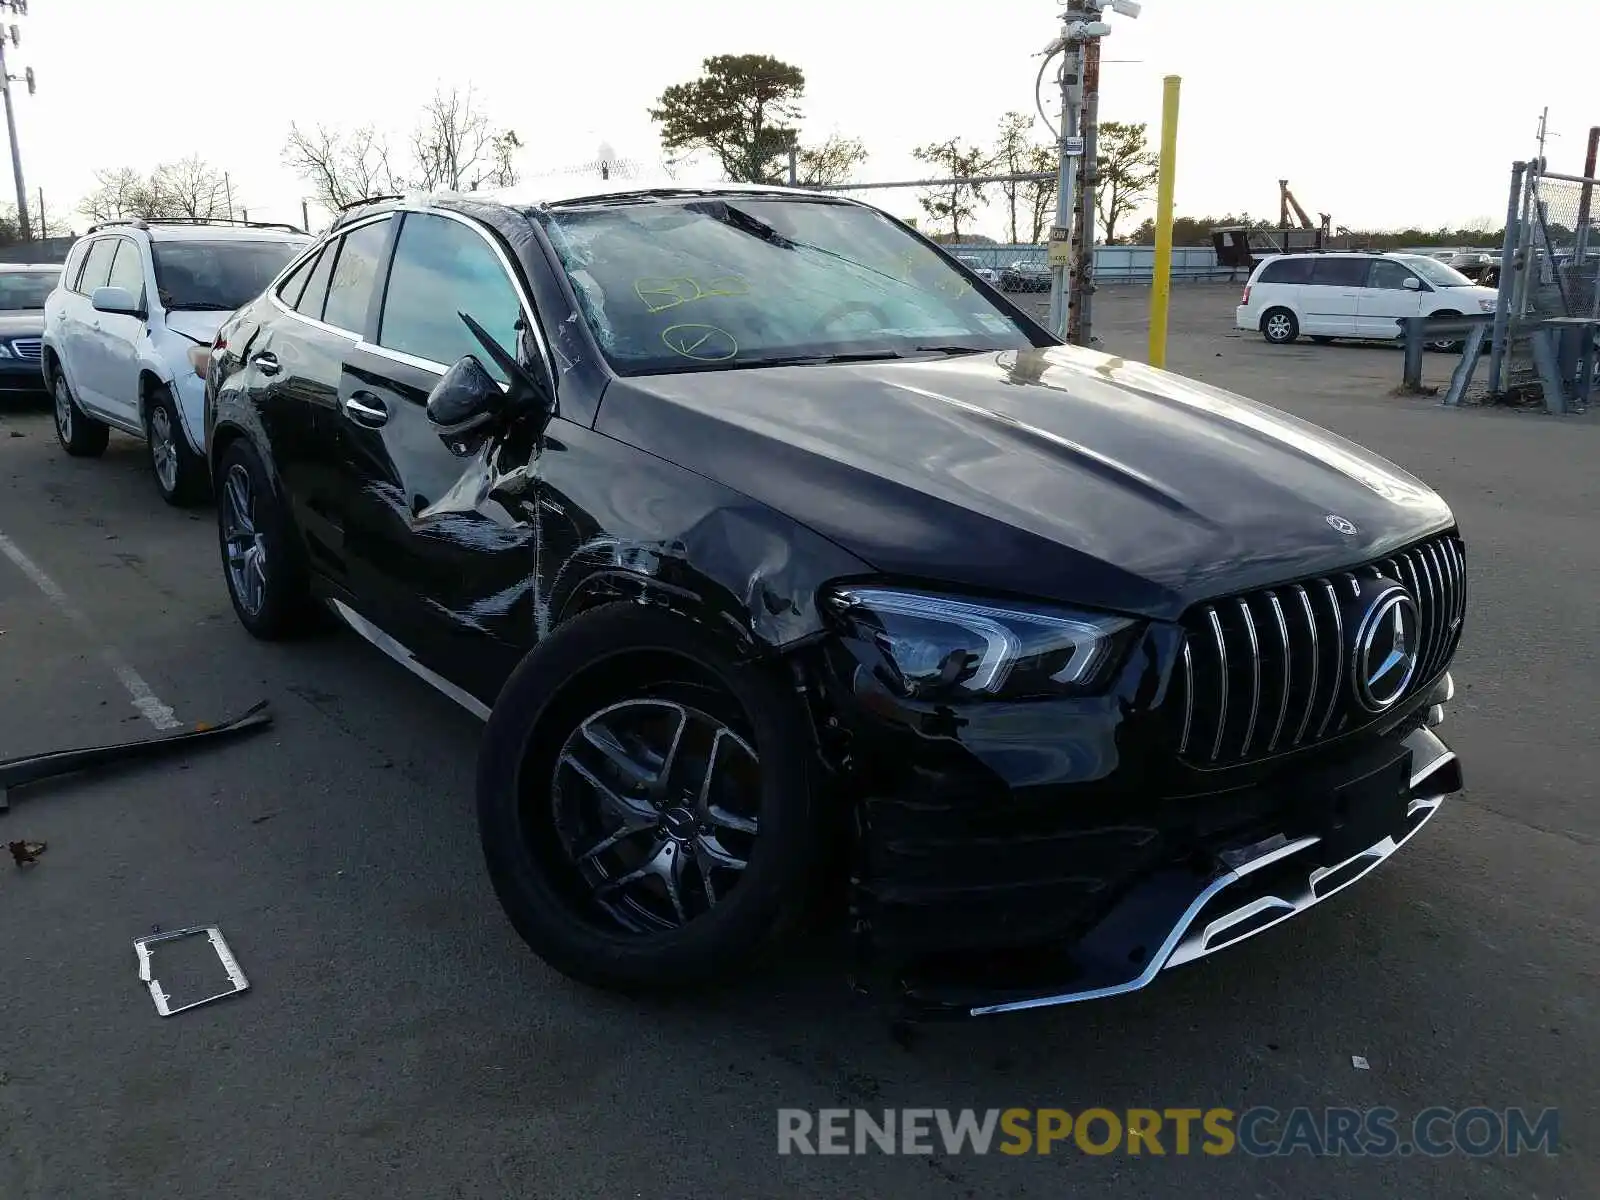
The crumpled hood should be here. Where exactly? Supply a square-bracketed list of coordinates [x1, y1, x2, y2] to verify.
[595, 345, 1454, 619]
[162, 310, 230, 345]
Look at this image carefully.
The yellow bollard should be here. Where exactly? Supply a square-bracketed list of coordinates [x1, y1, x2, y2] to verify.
[1148, 75, 1182, 369]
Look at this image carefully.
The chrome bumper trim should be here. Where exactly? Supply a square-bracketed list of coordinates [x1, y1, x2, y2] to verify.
[970, 726, 1458, 1016]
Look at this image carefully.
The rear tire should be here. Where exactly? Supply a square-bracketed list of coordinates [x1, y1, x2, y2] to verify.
[476, 603, 821, 995]
[51, 369, 108, 458]
[145, 385, 208, 507]
[1261, 307, 1299, 345]
[214, 438, 319, 640]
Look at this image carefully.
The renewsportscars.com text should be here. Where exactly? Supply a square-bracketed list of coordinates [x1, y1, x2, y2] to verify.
[776, 1106, 1559, 1158]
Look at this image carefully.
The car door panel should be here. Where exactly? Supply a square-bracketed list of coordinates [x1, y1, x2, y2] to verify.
[336, 342, 536, 704]
[63, 238, 119, 414]
[94, 238, 149, 427]
[1302, 260, 1367, 337]
[1356, 259, 1424, 339]
[330, 210, 541, 704]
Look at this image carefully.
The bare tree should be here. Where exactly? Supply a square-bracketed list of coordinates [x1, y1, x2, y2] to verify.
[411, 86, 522, 192]
[283, 88, 523, 212]
[283, 122, 402, 212]
[80, 167, 161, 222]
[151, 155, 231, 219]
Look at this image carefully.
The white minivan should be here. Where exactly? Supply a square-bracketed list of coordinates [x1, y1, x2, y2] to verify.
[1235, 251, 1499, 346]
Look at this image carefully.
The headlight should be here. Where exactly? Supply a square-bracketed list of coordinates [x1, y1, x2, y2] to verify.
[825, 585, 1138, 701]
[1477, 299, 1496, 312]
[0, 343, 13, 359]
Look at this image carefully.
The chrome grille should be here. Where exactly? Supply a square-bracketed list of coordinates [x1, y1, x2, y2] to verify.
[1172, 533, 1465, 766]
[10, 337, 41, 361]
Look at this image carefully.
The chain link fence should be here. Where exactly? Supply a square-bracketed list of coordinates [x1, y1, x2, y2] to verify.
[1524, 171, 1600, 319]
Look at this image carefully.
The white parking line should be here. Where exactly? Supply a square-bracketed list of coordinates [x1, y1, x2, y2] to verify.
[0, 530, 181, 731]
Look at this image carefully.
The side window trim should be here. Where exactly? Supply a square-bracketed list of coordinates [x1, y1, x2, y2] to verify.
[365, 208, 553, 384]
[268, 217, 394, 341]
[318, 216, 395, 337]
[366, 210, 528, 379]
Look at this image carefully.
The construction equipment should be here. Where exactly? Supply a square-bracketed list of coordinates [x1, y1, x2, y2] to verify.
[1279, 179, 1332, 237]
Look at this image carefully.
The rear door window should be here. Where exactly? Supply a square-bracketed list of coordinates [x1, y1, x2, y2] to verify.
[62, 241, 89, 293]
[294, 244, 337, 321]
[321, 218, 392, 334]
[1310, 258, 1371, 287]
[1258, 258, 1313, 284]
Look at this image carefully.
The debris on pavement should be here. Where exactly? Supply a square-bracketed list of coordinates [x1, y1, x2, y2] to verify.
[0, 699, 273, 812]
[133, 925, 250, 1017]
[1352, 1055, 1371, 1070]
[8, 839, 46, 866]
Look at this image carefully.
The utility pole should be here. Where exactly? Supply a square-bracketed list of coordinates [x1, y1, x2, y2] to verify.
[1045, 2, 1086, 338]
[0, 3, 33, 243]
[1044, 0, 1139, 343]
[1068, 34, 1101, 345]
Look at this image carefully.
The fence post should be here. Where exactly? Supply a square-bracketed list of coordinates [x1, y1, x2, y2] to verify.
[787, 147, 798, 188]
[1488, 160, 1526, 395]
[1148, 76, 1181, 369]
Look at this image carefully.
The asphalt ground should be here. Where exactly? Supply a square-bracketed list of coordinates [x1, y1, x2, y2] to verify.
[0, 284, 1594, 1199]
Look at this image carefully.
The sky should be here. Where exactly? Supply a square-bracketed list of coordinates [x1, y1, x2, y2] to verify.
[11, 0, 1598, 239]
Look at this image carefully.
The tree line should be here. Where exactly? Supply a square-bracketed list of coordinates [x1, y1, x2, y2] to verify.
[62, 57, 1514, 250]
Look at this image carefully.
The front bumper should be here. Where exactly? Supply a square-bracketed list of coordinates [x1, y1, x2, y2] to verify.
[944, 724, 1457, 1015]
[814, 622, 1462, 1016]
[0, 357, 45, 393]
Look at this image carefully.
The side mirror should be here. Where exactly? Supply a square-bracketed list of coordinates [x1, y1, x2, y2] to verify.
[426, 355, 509, 457]
[1402, 276, 1422, 291]
[91, 285, 144, 317]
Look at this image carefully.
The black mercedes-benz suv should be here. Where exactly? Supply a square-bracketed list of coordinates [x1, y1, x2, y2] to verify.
[202, 180, 1463, 1017]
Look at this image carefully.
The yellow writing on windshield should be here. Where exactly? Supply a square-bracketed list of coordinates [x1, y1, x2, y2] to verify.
[661, 323, 739, 361]
[635, 275, 750, 314]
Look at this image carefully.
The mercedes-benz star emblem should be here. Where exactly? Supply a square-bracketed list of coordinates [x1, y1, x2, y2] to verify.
[1351, 585, 1421, 712]
[1325, 514, 1358, 536]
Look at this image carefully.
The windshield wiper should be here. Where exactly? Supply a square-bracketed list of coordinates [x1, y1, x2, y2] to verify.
[738, 351, 908, 367]
[910, 345, 993, 357]
[167, 302, 237, 312]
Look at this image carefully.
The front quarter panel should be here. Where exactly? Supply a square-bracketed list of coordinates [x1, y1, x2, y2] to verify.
[536, 419, 872, 652]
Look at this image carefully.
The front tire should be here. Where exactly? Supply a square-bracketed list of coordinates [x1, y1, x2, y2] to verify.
[145, 385, 208, 507]
[1426, 310, 1463, 353]
[1261, 307, 1299, 344]
[214, 438, 317, 640]
[477, 603, 821, 994]
[51, 369, 108, 458]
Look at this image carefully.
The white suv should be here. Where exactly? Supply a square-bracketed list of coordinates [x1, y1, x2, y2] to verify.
[43, 219, 311, 504]
[1235, 251, 1499, 347]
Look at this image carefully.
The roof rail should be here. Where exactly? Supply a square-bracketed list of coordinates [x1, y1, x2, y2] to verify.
[336, 194, 403, 213]
[84, 216, 307, 236]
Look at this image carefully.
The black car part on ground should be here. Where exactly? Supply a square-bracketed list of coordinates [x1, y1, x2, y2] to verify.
[0, 700, 273, 811]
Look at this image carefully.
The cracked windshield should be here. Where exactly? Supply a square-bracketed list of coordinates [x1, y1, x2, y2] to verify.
[536, 196, 1037, 373]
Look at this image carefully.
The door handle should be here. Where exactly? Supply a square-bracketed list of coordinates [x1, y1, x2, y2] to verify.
[342, 390, 389, 427]
[252, 351, 281, 376]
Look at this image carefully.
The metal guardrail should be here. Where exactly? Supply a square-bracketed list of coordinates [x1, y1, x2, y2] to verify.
[1399, 312, 1597, 413]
